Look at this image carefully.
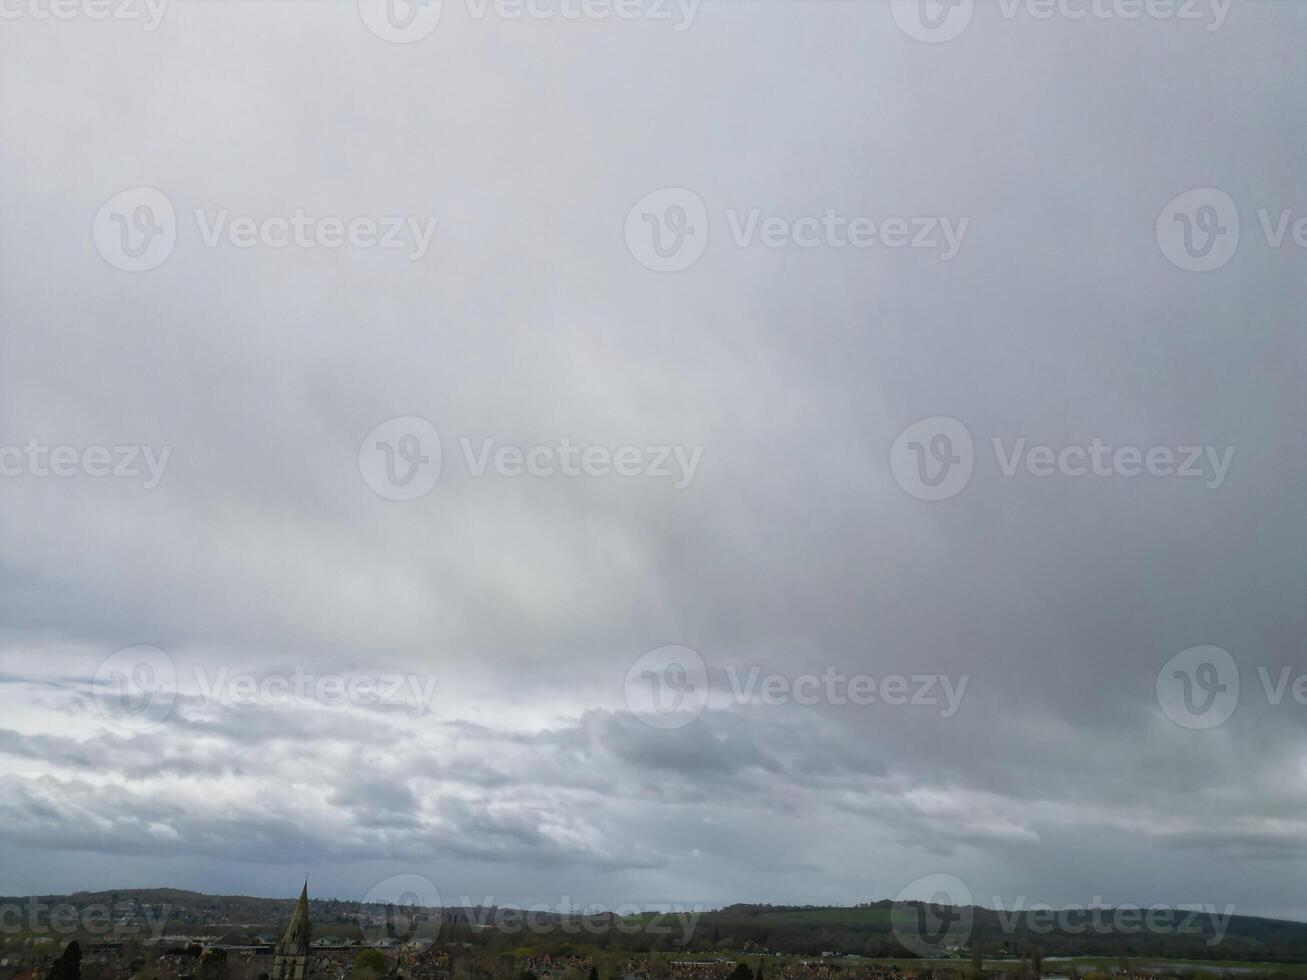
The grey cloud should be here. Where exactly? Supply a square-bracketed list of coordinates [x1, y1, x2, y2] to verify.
[1, 0, 1305, 922]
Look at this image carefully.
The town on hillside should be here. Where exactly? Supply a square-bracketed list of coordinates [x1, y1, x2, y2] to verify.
[3, 888, 1303, 980]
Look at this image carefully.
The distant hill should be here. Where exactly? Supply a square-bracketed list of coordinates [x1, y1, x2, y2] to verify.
[5, 891, 1307, 964]
[697, 902, 1307, 963]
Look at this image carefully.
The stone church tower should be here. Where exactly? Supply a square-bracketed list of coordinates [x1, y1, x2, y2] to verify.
[271, 883, 311, 980]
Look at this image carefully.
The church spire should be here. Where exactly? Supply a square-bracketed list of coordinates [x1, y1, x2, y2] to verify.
[272, 883, 311, 979]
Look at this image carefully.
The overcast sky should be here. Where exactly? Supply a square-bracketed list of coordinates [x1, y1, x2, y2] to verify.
[2, 0, 1306, 924]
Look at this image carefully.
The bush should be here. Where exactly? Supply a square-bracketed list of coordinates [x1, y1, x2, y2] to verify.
[352, 948, 391, 980]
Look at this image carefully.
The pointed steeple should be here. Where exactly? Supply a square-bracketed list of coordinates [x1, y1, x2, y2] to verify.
[272, 883, 311, 978]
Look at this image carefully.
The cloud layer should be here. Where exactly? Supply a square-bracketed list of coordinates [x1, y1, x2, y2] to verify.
[2, 0, 1306, 924]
